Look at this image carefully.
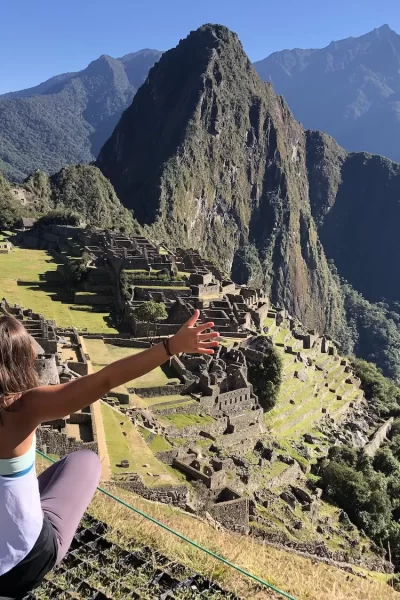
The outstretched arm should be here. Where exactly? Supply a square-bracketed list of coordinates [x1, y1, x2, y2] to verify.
[24, 310, 218, 425]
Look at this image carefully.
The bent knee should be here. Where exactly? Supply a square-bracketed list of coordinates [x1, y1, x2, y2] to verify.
[68, 449, 101, 473]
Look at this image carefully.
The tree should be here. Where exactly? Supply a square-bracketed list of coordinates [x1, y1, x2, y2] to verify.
[61, 261, 88, 294]
[0, 173, 24, 229]
[373, 447, 400, 476]
[352, 358, 400, 417]
[247, 345, 283, 411]
[37, 208, 81, 227]
[328, 444, 358, 468]
[321, 461, 370, 520]
[133, 301, 167, 338]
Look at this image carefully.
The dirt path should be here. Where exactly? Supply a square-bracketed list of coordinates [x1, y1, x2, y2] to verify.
[79, 336, 111, 481]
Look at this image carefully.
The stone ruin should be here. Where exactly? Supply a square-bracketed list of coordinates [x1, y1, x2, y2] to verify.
[10, 225, 393, 558]
[14, 223, 271, 337]
[0, 298, 97, 455]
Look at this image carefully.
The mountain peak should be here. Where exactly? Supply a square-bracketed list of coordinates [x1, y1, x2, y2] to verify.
[85, 54, 118, 75]
[97, 24, 343, 335]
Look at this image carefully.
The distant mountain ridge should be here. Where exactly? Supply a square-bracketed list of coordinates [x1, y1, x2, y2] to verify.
[254, 24, 400, 162]
[0, 49, 162, 181]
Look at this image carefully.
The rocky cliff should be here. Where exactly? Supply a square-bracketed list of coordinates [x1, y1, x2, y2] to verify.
[307, 130, 400, 303]
[97, 24, 346, 335]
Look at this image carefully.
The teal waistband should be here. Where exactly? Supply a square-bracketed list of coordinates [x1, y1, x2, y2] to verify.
[0, 434, 36, 477]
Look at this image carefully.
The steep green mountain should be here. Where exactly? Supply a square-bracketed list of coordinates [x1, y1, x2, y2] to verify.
[97, 24, 347, 336]
[254, 24, 400, 162]
[307, 130, 400, 304]
[0, 50, 161, 181]
[22, 165, 138, 231]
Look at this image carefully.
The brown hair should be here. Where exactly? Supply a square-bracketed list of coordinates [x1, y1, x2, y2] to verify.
[0, 315, 39, 414]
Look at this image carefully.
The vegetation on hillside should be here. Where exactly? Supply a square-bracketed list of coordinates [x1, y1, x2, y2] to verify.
[247, 343, 283, 411]
[0, 173, 37, 228]
[231, 243, 264, 288]
[0, 51, 161, 181]
[317, 362, 400, 574]
[343, 284, 400, 381]
[2, 164, 140, 231]
[320, 442, 400, 577]
[0, 173, 24, 228]
[50, 165, 138, 231]
[352, 358, 400, 418]
[36, 208, 82, 227]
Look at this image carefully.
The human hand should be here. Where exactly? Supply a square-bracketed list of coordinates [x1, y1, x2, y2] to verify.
[169, 310, 219, 355]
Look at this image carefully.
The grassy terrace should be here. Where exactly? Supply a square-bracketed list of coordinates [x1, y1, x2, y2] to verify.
[161, 413, 215, 429]
[265, 328, 361, 440]
[84, 338, 180, 402]
[100, 402, 179, 486]
[0, 248, 115, 332]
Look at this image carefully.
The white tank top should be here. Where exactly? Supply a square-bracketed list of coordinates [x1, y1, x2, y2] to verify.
[0, 434, 43, 575]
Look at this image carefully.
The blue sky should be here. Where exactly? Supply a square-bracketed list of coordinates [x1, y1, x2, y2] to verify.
[0, 0, 399, 94]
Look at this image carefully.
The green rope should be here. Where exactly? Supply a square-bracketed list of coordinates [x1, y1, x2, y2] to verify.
[36, 449, 296, 600]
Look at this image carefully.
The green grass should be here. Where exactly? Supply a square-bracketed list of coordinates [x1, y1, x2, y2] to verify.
[266, 460, 288, 478]
[101, 403, 179, 486]
[140, 394, 193, 407]
[101, 402, 133, 474]
[162, 413, 215, 429]
[147, 434, 172, 453]
[0, 248, 116, 332]
[85, 339, 180, 396]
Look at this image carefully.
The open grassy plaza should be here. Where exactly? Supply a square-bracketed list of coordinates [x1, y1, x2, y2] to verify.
[0, 247, 116, 332]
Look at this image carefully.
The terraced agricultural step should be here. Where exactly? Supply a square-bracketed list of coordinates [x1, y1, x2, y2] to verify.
[24, 516, 239, 600]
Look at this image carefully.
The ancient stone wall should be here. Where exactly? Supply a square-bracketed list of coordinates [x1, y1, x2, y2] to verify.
[262, 462, 305, 490]
[165, 418, 228, 439]
[210, 498, 249, 534]
[104, 338, 151, 348]
[155, 403, 201, 416]
[364, 418, 394, 457]
[74, 293, 113, 306]
[134, 288, 192, 301]
[129, 384, 186, 398]
[37, 426, 98, 456]
[35, 354, 59, 385]
[133, 321, 181, 337]
[116, 475, 188, 508]
[129, 279, 187, 287]
[155, 449, 179, 465]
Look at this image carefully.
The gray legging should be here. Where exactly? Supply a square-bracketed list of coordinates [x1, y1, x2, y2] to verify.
[38, 450, 101, 563]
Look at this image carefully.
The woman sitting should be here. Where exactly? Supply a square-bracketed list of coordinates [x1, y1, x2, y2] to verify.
[0, 310, 218, 597]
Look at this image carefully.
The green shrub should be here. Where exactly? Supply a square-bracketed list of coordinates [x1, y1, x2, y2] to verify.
[36, 208, 81, 227]
[247, 345, 282, 411]
[373, 447, 400, 476]
[352, 358, 400, 417]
